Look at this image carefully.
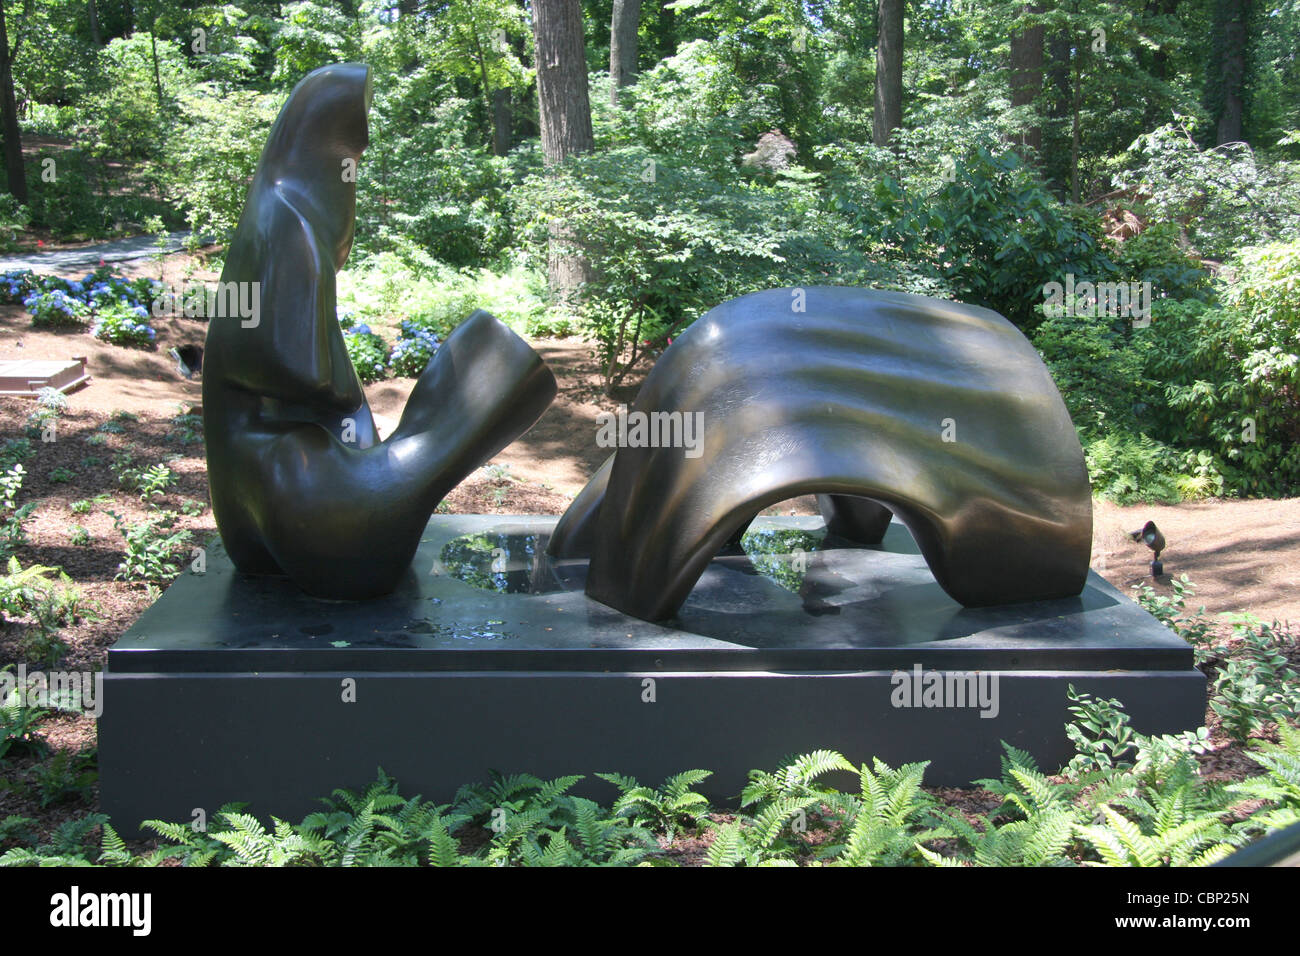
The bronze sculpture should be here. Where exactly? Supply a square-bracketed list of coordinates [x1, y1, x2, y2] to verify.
[550, 287, 1093, 622]
[205, 63, 1090, 616]
[203, 63, 557, 599]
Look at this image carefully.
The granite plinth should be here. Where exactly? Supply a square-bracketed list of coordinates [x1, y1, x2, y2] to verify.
[100, 515, 1206, 827]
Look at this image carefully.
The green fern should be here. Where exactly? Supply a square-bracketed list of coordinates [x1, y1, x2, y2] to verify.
[596, 768, 712, 839]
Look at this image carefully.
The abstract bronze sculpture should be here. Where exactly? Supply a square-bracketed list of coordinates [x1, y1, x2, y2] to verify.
[203, 63, 556, 599]
[550, 287, 1093, 622]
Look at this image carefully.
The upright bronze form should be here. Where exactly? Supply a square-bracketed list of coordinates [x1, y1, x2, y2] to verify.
[551, 287, 1092, 622]
[203, 64, 556, 599]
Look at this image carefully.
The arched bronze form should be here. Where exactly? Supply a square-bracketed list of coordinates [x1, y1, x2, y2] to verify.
[550, 287, 1092, 621]
[203, 64, 556, 599]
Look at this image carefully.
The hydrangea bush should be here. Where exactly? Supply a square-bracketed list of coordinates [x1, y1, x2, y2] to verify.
[388, 320, 441, 377]
[91, 300, 158, 347]
[11, 266, 161, 346]
[23, 289, 90, 329]
[342, 324, 390, 384]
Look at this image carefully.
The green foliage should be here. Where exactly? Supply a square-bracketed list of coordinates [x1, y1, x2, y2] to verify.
[1136, 243, 1300, 497]
[30, 750, 97, 808]
[1209, 617, 1300, 743]
[720, 750, 941, 866]
[109, 511, 193, 584]
[835, 133, 1116, 331]
[90, 299, 158, 348]
[24, 289, 90, 329]
[1034, 308, 1155, 438]
[0, 814, 110, 867]
[1118, 120, 1300, 261]
[167, 85, 279, 242]
[1107, 222, 1213, 303]
[135, 464, 178, 502]
[518, 143, 868, 392]
[0, 196, 30, 252]
[1230, 723, 1300, 836]
[595, 770, 713, 840]
[1065, 686, 1141, 774]
[0, 554, 93, 667]
[0, 465, 35, 560]
[1133, 576, 1299, 743]
[1082, 432, 1183, 504]
[455, 771, 659, 866]
[342, 326, 390, 385]
[1131, 574, 1213, 655]
[0, 677, 50, 765]
[167, 413, 204, 447]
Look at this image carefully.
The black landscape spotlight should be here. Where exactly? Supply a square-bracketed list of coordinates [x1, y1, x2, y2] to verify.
[1128, 520, 1166, 577]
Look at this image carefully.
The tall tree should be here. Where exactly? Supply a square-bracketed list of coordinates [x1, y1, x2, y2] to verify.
[1211, 0, 1252, 144]
[0, 0, 26, 204]
[1009, 3, 1045, 155]
[872, 0, 902, 147]
[609, 0, 641, 105]
[531, 0, 594, 301]
[87, 0, 101, 45]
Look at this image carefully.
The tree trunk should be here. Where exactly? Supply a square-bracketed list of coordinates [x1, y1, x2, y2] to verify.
[532, 0, 595, 303]
[1213, 0, 1251, 145]
[1071, 41, 1082, 203]
[1009, 4, 1044, 155]
[492, 86, 511, 155]
[87, 0, 102, 45]
[0, 0, 26, 204]
[149, 21, 164, 108]
[873, 0, 903, 147]
[533, 0, 594, 163]
[609, 0, 641, 105]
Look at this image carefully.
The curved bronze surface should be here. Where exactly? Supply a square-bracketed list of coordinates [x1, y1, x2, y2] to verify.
[203, 63, 556, 599]
[551, 287, 1092, 621]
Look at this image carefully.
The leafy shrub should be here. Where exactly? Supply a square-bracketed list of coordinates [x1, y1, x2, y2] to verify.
[0, 679, 49, 764]
[1107, 222, 1213, 303]
[342, 325, 389, 385]
[337, 251, 475, 330]
[167, 84, 279, 242]
[1034, 309, 1156, 437]
[0, 466, 35, 560]
[91, 300, 158, 348]
[1144, 244, 1300, 496]
[110, 512, 193, 583]
[0, 440, 31, 470]
[388, 321, 441, 378]
[1209, 617, 1300, 743]
[833, 134, 1116, 331]
[518, 143, 865, 392]
[135, 464, 178, 502]
[0, 196, 30, 253]
[595, 770, 712, 840]
[23, 289, 89, 329]
[35, 387, 68, 416]
[1117, 120, 1300, 260]
[0, 270, 37, 304]
[1083, 432, 1183, 504]
[31, 750, 97, 808]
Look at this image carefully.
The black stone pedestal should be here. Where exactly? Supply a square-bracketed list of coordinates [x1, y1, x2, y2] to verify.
[100, 515, 1206, 829]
